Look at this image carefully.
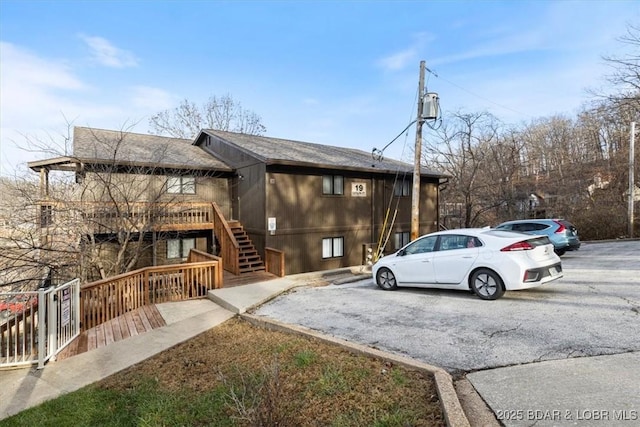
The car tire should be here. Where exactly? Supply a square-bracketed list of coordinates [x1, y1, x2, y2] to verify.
[376, 268, 398, 291]
[470, 269, 505, 300]
[555, 248, 566, 256]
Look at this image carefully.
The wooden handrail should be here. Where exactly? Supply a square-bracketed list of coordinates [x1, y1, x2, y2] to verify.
[186, 249, 223, 286]
[37, 201, 215, 233]
[265, 247, 285, 277]
[80, 259, 221, 330]
[211, 202, 240, 275]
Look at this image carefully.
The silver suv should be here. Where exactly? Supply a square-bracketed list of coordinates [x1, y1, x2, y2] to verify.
[495, 219, 580, 256]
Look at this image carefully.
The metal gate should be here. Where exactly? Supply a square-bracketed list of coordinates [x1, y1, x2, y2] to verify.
[0, 278, 80, 369]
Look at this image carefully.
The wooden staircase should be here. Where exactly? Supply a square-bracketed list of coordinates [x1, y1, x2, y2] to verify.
[228, 220, 266, 274]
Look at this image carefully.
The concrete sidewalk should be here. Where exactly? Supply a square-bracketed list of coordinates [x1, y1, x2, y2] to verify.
[467, 352, 640, 427]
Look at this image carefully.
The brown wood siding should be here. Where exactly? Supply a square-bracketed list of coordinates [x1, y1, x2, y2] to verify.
[263, 170, 440, 274]
[265, 172, 374, 230]
[265, 228, 372, 274]
[236, 163, 266, 229]
[80, 172, 232, 218]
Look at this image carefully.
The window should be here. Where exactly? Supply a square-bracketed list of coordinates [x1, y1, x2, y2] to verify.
[167, 238, 195, 259]
[167, 176, 195, 194]
[40, 205, 53, 228]
[322, 175, 344, 195]
[403, 235, 437, 255]
[512, 223, 548, 232]
[394, 232, 411, 250]
[439, 235, 482, 251]
[322, 237, 344, 258]
[394, 179, 410, 196]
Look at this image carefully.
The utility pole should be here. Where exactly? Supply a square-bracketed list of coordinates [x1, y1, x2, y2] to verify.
[411, 60, 426, 240]
[629, 121, 635, 238]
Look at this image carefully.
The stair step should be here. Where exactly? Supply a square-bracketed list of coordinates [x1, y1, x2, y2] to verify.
[225, 219, 267, 276]
[240, 265, 266, 273]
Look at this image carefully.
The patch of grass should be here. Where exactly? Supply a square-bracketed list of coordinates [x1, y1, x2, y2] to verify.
[313, 365, 350, 396]
[0, 318, 445, 426]
[293, 349, 317, 367]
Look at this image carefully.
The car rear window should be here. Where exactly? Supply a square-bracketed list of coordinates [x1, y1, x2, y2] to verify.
[558, 220, 577, 231]
[513, 223, 549, 232]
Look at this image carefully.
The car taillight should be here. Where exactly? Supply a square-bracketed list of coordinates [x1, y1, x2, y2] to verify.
[553, 220, 566, 233]
[501, 241, 534, 251]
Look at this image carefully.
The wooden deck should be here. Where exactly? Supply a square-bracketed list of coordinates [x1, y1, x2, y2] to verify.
[223, 270, 278, 287]
[55, 271, 277, 361]
[56, 304, 166, 361]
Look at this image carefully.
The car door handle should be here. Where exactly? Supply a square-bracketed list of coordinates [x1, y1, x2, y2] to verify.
[422, 259, 430, 262]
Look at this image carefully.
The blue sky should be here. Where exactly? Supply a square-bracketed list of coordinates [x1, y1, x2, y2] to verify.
[1, 0, 638, 176]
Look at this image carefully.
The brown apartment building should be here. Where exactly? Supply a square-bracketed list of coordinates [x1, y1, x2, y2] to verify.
[29, 127, 445, 280]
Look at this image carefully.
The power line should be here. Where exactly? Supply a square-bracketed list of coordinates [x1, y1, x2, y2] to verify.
[426, 67, 529, 117]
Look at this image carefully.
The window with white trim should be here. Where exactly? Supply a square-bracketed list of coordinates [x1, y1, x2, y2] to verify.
[322, 237, 344, 259]
[322, 175, 344, 195]
[167, 238, 195, 259]
[394, 179, 410, 197]
[394, 231, 411, 250]
[167, 176, 195, 194]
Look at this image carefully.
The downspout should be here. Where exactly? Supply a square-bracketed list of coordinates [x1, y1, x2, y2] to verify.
[371, 174, 375, 245]
[438, 177, 449, 230]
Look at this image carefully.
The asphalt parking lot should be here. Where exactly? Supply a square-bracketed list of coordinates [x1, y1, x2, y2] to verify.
[254, 240, 640, 375]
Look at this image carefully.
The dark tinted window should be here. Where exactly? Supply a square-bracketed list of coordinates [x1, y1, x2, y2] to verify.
[512, 222, 549, 232]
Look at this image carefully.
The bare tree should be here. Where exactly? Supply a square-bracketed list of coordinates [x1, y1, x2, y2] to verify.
[149, 94, 267, 138]
[424, 111, 510, 227]
[0, 124, 223, 289]
[595, 23, 640, 110]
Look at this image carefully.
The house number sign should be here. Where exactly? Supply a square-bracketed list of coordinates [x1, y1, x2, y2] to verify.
[351, 183, 367, 197]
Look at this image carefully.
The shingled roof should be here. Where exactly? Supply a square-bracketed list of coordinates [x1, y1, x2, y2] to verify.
[200, 130, 443, 177]
[73, 127, 232, 171]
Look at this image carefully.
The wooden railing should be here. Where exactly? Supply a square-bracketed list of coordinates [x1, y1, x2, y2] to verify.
[186, 249, 224, 285]
[265, 247, 285, 277]
[211, 202, 240, 275]
[39, 201, 214, 233]
[80, 257, 222, 330]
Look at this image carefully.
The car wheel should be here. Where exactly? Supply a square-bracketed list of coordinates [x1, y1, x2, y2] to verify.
[470, 269, 505, 300]
[555, 248, 566, 256]
[376, 268, 398, 291]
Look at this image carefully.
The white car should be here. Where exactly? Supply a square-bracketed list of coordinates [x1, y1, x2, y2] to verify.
[372, 228, 562, 300]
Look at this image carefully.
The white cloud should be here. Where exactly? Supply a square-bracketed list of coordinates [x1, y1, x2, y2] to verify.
[0, 42, 155, 176]
[130, 86, 175, 110]
[377, 48, 417, 72]
[0, 42, 88, 131]
[377, 32, 434, 72]
[79, 34, 138, 68]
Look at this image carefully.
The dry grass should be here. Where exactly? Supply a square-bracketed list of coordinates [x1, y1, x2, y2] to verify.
[98, 317, 445, 426]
